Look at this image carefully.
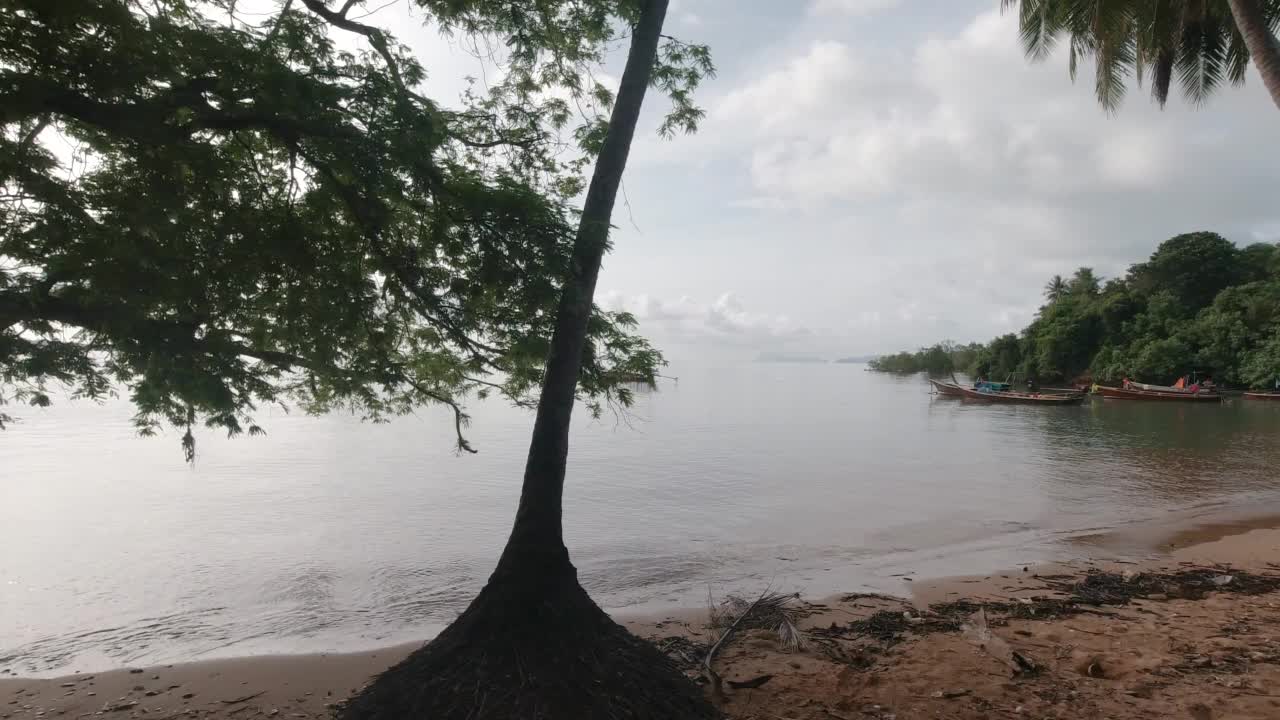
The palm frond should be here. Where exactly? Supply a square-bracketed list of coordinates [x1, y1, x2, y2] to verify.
[710, 591, 807, 651]
[1152, 48, 1175, 105]
[1006, 0, 1280, 111]
[1090, 1, 1137, 112]
[1176, 5, 1230, 105]
[1023, 0, 1063, 60]
[1225, 15, 1251, 87]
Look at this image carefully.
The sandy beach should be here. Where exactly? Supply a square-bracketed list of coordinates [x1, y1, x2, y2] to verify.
[5, 521, 1280, 720]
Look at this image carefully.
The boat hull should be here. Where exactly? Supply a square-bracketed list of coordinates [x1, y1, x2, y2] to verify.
[1096, 386, 1222, 402]
[931, 379, 1084, 404]
[929, 379, 966, 397]
[1243, 392, 1280, 401]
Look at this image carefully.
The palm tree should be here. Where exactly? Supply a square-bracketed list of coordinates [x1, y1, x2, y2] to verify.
[1069, 266, 1101, 296]
[1001, 0, 1280, 112]
[1045, 274, 1068, 302]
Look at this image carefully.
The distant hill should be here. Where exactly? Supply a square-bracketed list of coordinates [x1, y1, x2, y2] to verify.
[755, 352, 826, 364]
[834, 355, 878, 364]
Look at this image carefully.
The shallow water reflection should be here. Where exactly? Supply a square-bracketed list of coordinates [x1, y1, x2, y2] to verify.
[3, 364, 1279, 674]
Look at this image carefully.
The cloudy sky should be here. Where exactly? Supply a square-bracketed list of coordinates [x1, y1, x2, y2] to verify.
[387, 0, 1280, 361]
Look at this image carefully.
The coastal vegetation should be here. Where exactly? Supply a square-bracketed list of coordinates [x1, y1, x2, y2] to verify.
[2, 0, 716, 718]
[868, 342, 983, 376]
[871, 232, 1280, 388]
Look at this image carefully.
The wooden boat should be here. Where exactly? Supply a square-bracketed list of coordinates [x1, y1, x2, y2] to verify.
[930, 379, 1084, 405]
[1130, 380, 1191, 393]
[1243, 391, 1280, 401]
[929, 379, 967, 397]
[1095, 385, 1222, 402]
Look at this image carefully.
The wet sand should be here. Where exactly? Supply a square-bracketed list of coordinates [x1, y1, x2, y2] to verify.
[5, 521, 1280, 719]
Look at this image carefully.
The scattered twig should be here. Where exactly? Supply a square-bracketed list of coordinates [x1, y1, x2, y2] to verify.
[726, 674, 774, 689]
[220, 691, 265, 704]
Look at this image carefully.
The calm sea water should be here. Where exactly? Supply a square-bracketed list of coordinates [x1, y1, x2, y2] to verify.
[3, 362, 1279, 675]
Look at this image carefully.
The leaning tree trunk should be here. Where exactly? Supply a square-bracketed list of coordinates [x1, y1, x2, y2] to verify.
[338, 2, 716, 718]
[1227, 0, 1280, 111]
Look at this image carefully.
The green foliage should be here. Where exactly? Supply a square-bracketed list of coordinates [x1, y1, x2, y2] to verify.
[1001, 0, 1280, 110]
[0, 0, 713, 455]
[1067, 266, 1100, 296]
[1043, 274, 1067, 302]
[884, 231, 1280, 388]
[1130, 231, 1244, 310]
[869, 341, 983, 376]
[971, 334, 1024, 380]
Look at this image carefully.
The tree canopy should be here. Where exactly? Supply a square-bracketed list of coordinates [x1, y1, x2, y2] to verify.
[876, 232, 1280, 389]
[0, 0, 713, 457]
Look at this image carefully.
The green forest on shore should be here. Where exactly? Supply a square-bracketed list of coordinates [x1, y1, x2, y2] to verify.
[870, 232, 1280, 389]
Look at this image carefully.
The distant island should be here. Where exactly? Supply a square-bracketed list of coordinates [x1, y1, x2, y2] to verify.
[834, 355, 878, 364]
[755, 352, 827, 363]
[867, 232, 1280, 389]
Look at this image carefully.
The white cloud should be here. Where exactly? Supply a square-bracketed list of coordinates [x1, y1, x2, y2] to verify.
[695, 7, 1280, 266]
[611, 4, 1280, 354]
[602, 292, 810, 347]
[810, 0, 902, 16]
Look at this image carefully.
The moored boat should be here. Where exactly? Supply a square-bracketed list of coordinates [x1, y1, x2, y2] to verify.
[929, 379, 967, 396]
[1095, 385, 1222, 402]
[931, 379, 1084, 404]
[1130, 380, 1191, 393]
[1243, 391, 1280, 401]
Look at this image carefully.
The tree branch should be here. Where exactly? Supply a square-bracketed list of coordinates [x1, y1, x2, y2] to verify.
[4, 289, 484, 453]
[299, 0, 415, 100]
[264, 0, 295, 44]
[408, 378, 477, 453]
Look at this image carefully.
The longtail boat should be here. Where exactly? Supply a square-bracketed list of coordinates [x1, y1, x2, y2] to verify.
[930, 379, 1085, 405]
[1095, 385, 1222, 402]
[1243, 391, 1280, 401]
[929, 379, 967, 396]
[1130, 380, 1192, 393]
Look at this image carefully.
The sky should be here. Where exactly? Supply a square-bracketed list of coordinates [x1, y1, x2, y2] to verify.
[374, 0, 1280, 362]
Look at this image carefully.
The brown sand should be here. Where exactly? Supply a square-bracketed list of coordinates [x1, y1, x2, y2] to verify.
[6, 523, 1280, 720]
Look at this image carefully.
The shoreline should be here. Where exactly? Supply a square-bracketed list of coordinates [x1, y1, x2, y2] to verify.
[5, 517, 1280, 719]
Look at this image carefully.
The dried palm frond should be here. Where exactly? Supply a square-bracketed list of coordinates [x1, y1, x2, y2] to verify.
[710, 590, 807, 651]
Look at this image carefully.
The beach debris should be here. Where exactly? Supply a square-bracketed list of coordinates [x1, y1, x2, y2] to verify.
[127, 669, 143, 674]
[961, 608, 1040, 676]
[930, 689, 971, 699]
[710, 590, 808, 651]
[1211, 575, 1234, 587]
[726, 674, 773, 689]
[653, 636, 706, 674]
[703, 586, 808, 698]
[103, 701, 138, 712]
[1076, 656, 1107, 678]
[703, 588, 768, 699]
[1012, 651, 1039, 675]
[221, 691, 265, 704]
